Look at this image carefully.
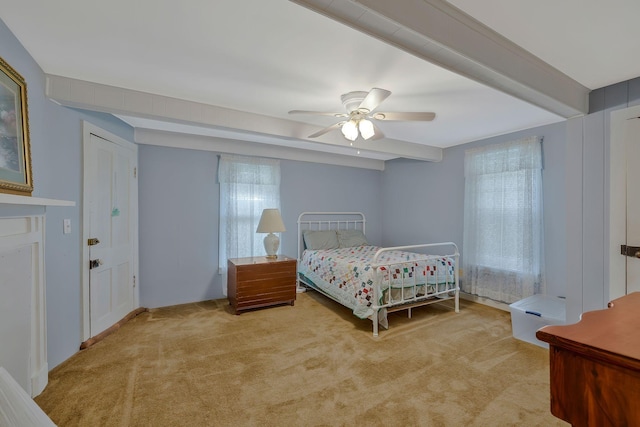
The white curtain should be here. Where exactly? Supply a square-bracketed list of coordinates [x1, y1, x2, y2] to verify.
[218, 155, 281, 295]
[462, 136, 544, 304]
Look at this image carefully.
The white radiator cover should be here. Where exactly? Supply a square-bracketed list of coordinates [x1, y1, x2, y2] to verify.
[0, 215, 48, 397]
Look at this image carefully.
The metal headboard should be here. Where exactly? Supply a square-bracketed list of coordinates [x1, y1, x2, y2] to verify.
[297, 212, 365, 260]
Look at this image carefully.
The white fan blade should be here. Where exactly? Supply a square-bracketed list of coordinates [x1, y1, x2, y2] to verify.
[308, 122, 343, 138]
[289, 110, 348, 118]
[358, 88, 391, 113]
[369, 121, 385, 140]
[372, 112, 436, 121]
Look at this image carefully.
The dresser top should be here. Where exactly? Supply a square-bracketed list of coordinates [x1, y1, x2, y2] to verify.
[537, 292, 640, 369]
[228, 255, 295, 266]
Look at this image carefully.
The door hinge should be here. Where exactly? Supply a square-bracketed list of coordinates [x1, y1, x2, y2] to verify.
[133, 275, 136, 288]
[133, 167, 137, 178]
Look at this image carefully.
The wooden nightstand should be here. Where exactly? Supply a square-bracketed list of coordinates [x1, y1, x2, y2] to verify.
[227, 255, 297, 314]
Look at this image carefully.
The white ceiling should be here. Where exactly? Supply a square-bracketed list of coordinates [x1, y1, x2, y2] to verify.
[1, 0, 639, 162]
[449, 0, 640, 90]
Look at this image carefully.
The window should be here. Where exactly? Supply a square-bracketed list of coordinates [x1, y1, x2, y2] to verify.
[218, 155, 281, 294]
[462, 136, 544, 303]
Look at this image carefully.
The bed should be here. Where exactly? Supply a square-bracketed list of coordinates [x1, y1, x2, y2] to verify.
[297, 212, 460, 336]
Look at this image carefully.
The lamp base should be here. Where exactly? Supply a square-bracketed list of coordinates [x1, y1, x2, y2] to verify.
[263, 233, 280, 258]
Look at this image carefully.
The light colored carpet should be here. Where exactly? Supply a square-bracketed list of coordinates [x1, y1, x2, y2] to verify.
[35, 292, 568, 426]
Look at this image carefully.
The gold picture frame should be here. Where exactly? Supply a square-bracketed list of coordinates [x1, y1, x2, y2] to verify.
[0, 56, 32, 196]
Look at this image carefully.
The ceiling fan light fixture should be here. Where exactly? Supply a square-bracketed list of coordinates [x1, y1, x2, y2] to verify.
[359, 119, 375, 140]
[341, 119, 358, 141]
[290, 88, 434, 142]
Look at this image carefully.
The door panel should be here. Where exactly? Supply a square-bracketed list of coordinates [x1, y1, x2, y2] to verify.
[115, 262, 131, 307]
[626, 118, 640, 293]
[90, 268, 112, 326]
[87, 133, 136, 336]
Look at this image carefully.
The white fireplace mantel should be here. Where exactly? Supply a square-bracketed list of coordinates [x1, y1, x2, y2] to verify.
[0, 194, 74, 398]
[0, 193, 75, 207]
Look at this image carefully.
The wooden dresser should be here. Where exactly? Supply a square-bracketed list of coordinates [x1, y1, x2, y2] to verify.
[227, 255, 297, 314]
[536, 292, 640, 426]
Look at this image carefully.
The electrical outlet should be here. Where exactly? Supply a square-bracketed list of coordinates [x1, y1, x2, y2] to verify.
[63, 219, 71, 234]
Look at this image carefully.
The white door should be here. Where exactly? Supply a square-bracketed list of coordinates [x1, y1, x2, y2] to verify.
[625, 117, 640, 294]
[84, 129, 138, 337]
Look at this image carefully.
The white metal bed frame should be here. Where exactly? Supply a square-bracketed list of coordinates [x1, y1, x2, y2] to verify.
[297, 212, 460, 336]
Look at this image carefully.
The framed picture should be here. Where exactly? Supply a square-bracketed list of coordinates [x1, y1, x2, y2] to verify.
[0, 56, 32, 196]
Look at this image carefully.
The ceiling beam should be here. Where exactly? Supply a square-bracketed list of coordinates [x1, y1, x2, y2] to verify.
[135, 129, 386, 170]
[290, 0, 590, 118]
[45, 74, 443, 162]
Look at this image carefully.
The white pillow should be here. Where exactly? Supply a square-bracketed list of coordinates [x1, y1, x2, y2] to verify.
[336, 229, 369, 248]
[303, 230, 339, 250]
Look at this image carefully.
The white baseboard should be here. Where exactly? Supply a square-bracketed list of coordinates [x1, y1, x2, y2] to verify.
[459, 292, 510, 312]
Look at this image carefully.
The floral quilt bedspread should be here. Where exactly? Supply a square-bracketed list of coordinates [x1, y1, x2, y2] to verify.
[299, 245, 456, 319]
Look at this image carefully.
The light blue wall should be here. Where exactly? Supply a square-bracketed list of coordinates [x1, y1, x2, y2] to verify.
[382, 122, 568, 298]
[138, 145, 219, 308]
[280, 160, 382, 254]
[138, 145, 383, 308]
[0, 18, 134, 369]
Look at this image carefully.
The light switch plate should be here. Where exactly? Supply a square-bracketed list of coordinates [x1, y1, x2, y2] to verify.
[63, 219, 71, 234]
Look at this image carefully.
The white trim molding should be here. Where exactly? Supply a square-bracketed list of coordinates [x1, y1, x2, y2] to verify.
[135, 128, 387, 171]
[45, 74, 444, 163]
[0, 215, 48, 397]
[0, 194, 74, 207]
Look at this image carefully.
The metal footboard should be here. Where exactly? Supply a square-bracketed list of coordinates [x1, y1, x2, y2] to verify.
[370, 242, 460, 336]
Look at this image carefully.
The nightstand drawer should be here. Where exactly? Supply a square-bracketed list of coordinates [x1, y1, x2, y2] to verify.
[236, 288, 295, 306]
[236, 263, 294, 283]
[236, 280, 295, 296]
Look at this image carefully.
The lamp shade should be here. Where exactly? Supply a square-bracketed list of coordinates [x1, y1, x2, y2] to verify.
[256, 209, 286, 233]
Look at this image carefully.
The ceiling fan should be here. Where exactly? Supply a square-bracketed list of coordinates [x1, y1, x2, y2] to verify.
[288, 88, 436, 142]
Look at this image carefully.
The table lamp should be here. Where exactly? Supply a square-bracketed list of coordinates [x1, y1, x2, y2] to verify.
[256, 208, 286, 258]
